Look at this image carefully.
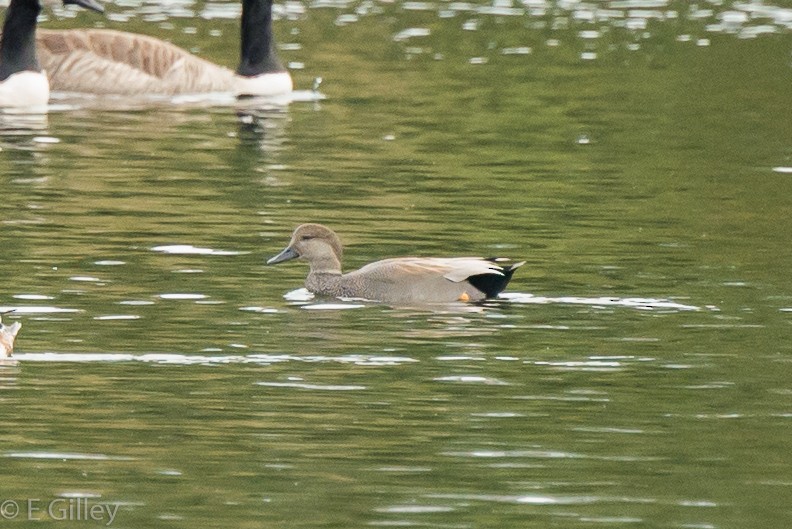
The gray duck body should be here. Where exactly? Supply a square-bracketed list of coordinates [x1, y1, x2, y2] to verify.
[268, 224, 524, 305]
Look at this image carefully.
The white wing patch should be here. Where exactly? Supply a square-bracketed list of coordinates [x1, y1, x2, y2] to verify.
[437, 258, 505, 282]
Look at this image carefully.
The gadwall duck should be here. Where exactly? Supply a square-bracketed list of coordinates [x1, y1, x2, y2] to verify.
[0, 312, 21, 357]
[267, 224, 524, 304]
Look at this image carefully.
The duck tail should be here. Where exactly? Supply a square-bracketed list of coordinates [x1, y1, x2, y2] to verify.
[467, 260, 525, 298]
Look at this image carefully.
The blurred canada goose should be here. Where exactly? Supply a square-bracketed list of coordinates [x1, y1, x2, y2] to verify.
[0, 313, 21, 357]
[267, 224, 525, 304]
[0, 0, 103, 108]
[36, 0, 293, 97]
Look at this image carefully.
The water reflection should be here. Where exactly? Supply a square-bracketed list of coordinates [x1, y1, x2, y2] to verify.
[235, 107, 292, 153]
[15, 352, 417, 365]
[278, 287, 702, 312]
[45, 87, 323, 112]
[503, 293, 700, 311]
[0, 112, 49, 136]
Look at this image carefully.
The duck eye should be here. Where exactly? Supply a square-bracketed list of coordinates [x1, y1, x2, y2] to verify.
[301, 235, 315, 241]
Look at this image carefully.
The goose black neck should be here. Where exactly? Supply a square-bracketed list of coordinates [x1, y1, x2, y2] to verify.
[0, 0, 41, 82]
[236, 0, 285, 77]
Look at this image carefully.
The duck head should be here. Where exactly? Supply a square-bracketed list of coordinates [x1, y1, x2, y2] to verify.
[267, 223, 343, 274]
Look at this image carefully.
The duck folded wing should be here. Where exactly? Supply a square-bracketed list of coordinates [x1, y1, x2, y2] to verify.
[357, 257, 506, 283]
[348, 257, 517, 302]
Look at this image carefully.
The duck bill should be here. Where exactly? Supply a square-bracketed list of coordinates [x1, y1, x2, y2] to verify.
[64, 0, 105, 13]
[267, 246, 299, 265]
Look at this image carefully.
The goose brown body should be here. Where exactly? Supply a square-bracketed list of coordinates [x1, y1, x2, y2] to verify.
[267, 224, 524, 305]
[37, 29, 237, 95]
[35, 0, 292, 97]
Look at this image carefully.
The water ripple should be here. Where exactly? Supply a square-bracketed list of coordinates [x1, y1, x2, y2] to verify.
[375, 505, 455, 513]
[151, 244, 244, 256]
[0, 306, 79, 314]
[433, 375, 509, 385]
[4, 451, 135, 461]
[257, 381, 366, 391]
[501, 293, 700, 311]
[14, 353, 416, 366]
